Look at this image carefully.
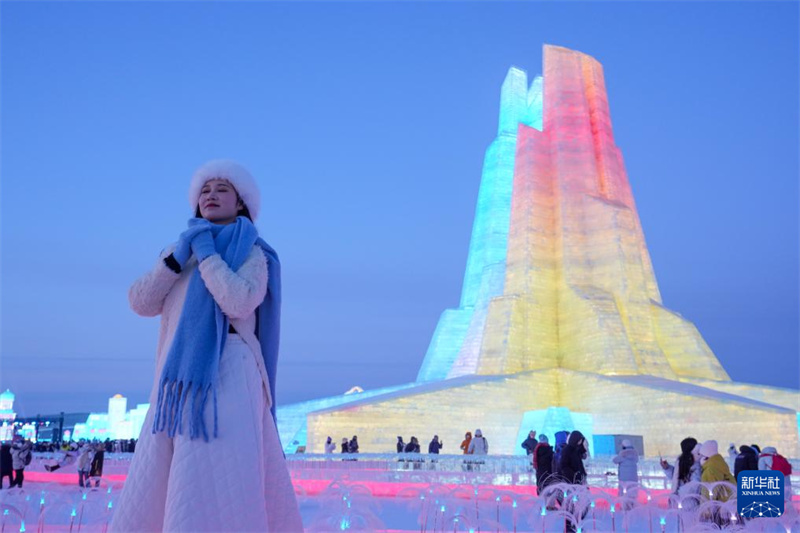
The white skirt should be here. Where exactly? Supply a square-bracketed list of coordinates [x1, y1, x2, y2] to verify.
[109, 335, 303, 532]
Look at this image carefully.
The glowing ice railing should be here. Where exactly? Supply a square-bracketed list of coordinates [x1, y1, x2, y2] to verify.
[8, 477, 799, 533]
[285, 454, 800, 494]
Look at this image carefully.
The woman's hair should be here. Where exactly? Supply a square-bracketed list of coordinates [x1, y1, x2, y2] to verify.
[195, 199, 253, 221]
[678, 437, 698, 482]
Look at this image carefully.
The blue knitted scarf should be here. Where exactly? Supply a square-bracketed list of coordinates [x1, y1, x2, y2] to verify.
[152, 217, 282, 441]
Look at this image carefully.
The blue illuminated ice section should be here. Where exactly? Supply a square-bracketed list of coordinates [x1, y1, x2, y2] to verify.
[416, 70, 542, 383]
[514, 407, 594, 456]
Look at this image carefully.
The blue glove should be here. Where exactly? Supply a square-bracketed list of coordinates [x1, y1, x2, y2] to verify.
[173, 225, 208, 268]
[191, 230, 217, 263]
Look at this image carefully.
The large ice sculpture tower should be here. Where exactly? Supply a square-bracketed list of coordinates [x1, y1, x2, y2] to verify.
[418, 44, 729, 382]
[280, 45, 799, 457]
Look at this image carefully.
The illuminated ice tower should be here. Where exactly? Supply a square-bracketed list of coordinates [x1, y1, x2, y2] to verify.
[419, 45, 728, 382]
[284, 45, 800, 456]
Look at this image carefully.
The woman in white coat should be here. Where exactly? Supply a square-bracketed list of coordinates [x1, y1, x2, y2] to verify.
[110, 160, 302, 532]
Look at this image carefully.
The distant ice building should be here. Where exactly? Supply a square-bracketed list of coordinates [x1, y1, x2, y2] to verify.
[71, 395, 149, 441]
[0, 389, 17, 441]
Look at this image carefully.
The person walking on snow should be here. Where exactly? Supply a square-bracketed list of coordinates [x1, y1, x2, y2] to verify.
[9, 437, 32, 488]
[613, 439, 639, 496]
[109, 160, 302, 532]
[76, 440, 95, 488]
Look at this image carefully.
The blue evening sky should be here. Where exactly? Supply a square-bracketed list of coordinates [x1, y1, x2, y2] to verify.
[1, 1, 797, 417]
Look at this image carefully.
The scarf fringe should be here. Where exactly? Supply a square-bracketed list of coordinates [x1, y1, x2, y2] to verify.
[152, 379, 217, 442]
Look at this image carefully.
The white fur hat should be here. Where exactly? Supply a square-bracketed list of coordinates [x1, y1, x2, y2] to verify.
[189, 159, 261, 221]
[699, 439, 718, 458]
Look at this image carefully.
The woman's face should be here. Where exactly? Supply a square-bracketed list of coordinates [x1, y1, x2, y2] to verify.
[198, 179, 242, 224]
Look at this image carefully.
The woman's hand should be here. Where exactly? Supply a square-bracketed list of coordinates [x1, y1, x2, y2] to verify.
[173, 224, 210, 268]
[191, 230, 217, 263]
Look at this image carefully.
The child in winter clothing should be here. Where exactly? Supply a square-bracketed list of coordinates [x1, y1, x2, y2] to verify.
[460, 432, 472, 454]
[613, 439, 639, 496]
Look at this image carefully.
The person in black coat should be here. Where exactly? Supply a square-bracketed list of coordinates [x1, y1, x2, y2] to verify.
[405, 437, 422, 469]
[534, 435, 555, 492]
[428, 435, 443, 454]
[348, 436, 359, 454]
[551, 430, 569, 477]
[89, 442, 105, 487]
[559, 430, 588, 485]
[0, 443, 14, 489]
[734, 445, 759, 477]
[404, 436, 421, 453]
[396, 436, 405, 454]
[521, 431, 537, 455]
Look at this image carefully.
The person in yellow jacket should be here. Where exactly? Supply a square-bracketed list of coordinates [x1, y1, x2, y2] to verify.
[699, 440, 735, 502]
